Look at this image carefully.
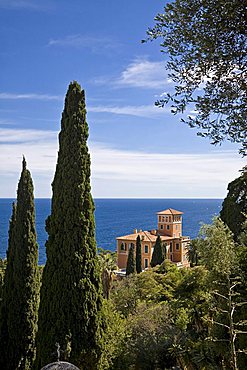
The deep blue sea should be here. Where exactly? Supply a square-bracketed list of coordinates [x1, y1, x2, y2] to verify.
[0, 198, 222, 265]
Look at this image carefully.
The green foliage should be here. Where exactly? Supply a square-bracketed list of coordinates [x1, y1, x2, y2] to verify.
[0, 258, 6, 301]
[36, 82, 104, 369]
[98, 249, 117, 300]
[150, 235, 165, 267]
[188, 238, 202, 267]
[99, 300, 127, 370]
[220, 168, 247, 239]
[135, 235, 142, 273]
[110, 224, 247, 369]
[0, 158, 39, 370]
[145, 0, 247, 155]
[126, 244, 136, 276]
[197, 218, 236, 277]
[116, 302, 178, 370]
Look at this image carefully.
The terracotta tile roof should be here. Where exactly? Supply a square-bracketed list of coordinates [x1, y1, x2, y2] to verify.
[116, 230, 174, 242]
[156, 208, 183, 215]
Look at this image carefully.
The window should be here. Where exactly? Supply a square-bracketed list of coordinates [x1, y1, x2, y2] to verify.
[144, 245, 149, 253]
[129, 242, 135, 250]
[144, 258, 148, 268]
[169, 216, 171, 222]
[170, 255, 173, 261]
[170, 242, 173, 252]
[159, 216, 162, 222]
[167, 225, 170, 230]
[160, 224, 164, 230]
[120, 242, 126, 251]
[176, 243, 179, 250]
[166, 216, 168, 222]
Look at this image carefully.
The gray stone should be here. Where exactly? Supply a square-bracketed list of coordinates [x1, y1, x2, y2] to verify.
[41, 361, 80, 370]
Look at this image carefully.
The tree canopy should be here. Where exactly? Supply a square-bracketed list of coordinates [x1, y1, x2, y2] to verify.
[145, 0, 247, 155]
[0, 158, 39, 370]
[36, 82, 104, 369]
[150, 235, 165, 267]
[220, 167, 247, 239]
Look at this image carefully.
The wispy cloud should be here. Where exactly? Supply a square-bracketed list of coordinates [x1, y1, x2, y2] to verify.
[0, 128, 57, 143]
[0, 119, 16, 126]
[116, 59, 169, 89]
[0, 128, 245, 198]
[93, 59, 172, 89]
[88, 104, 170, 118]
[48, 34, 120, 54]
[90, 144, 245, 198]
[0, 0, 49, 11]
[0, 92, 62, 101]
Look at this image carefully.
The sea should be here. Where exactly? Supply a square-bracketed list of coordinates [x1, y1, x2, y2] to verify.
[0, 198, 223, 265]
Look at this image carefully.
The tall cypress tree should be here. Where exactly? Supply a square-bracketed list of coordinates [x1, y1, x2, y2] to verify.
[0, 158, 39, 370]
[36, 82, 104, 369]
[150, 235, 165, 267]
[126, 244, 136, 276]
[136, 235, 142, 273]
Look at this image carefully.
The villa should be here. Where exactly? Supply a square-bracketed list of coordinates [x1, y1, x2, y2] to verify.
[117, 208, 190, 270]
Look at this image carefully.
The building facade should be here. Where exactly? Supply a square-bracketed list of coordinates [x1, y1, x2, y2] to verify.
[117, 208, 190, 270]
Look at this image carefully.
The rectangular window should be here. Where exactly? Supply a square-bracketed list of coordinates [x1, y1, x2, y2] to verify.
[167, 225, 170, 230]
[170, 242, 172, 252]
[160, 224, 164, 230]
[144, 245, 149, 253]
[144, 258, 148, 268]
[176, 243, 179, 250]
[170, 255, 173, 261]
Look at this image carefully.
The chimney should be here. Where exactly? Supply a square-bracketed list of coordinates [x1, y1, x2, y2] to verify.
[151, 229, 156, 235]
[133, 229, 137, 234]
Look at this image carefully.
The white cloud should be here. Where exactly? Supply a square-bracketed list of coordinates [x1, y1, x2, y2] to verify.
[48, 34, 119, 53]
[88, 104, 169, 118]
[93, 59, 173, 90]
[0, 128, 57, 143]
[0, 92, 62, 101]
[90, 143, 245, 199]
[0, 0, 47, 10]
[0, 127, 245, 198]
[116, 59, 168, 89]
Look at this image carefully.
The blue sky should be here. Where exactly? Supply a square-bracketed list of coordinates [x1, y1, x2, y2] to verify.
[0, 0, 245, 198]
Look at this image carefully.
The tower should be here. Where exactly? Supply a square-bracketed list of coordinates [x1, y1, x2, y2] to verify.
[157, 208, 183, 238]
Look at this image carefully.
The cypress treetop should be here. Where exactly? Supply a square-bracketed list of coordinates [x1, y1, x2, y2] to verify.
[36, 82, 104, 369]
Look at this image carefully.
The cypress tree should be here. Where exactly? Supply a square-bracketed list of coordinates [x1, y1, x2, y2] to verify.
[0, 158, 39, 370]
[126, 244, 136, 276]
[136, 235, 142, 273]
[150, 235, 165, 267]
[36, 82, 104, 369]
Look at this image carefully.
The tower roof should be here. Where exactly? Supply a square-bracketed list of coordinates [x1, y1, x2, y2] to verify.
[156, 208, 183, 215]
